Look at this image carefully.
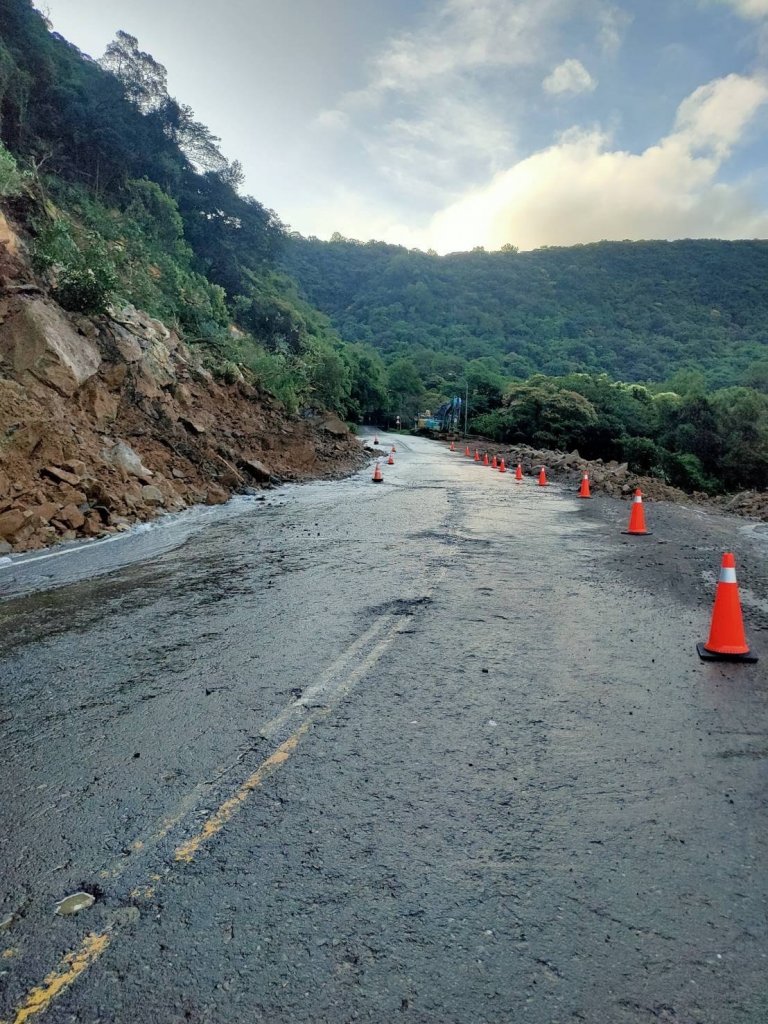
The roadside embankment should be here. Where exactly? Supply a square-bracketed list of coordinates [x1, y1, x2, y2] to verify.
[0, 214, 366, 554]
[457, 438, 768, 521]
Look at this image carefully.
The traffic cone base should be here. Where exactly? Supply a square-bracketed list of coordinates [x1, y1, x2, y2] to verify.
[696, 643, 757, 663]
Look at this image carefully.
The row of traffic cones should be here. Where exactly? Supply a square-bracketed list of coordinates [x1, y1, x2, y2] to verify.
[447, 436, 758, 663]
[371, 443, 397, 483]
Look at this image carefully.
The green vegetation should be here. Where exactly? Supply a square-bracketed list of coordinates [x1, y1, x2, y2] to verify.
[471, 374, 768, 493]
[0, 0, 364, 417]
[1, 0, 766, 492]
[282, 235, 768, 491]
[284, 234, 768, 388]
[0, 140, 23, 197]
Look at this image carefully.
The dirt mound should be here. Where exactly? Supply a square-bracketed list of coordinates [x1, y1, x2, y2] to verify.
[463, 440, 768, 521]
[0, 215, 366, 554]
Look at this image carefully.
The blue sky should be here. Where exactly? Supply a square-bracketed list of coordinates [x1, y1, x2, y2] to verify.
[36, 0, 768, 251]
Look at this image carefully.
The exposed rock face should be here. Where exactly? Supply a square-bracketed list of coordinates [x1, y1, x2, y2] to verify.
[0, 225, 366, 554]
[0, 298, 101, 396]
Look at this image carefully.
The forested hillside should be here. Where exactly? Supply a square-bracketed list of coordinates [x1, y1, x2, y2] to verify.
[284, 235, 768, 388]
[1, 0, 767, 496]
[0, 0, 381, 418]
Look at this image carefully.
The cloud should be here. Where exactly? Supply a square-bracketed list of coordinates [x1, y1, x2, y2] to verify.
[542, 58, 596, 95]
[316, 0, 620, 203]
[418, 73, 768, 252]
[718, 0, 768, 18]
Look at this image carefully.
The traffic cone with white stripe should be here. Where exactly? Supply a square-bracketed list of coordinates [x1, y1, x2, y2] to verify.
[372, 461, 383, 483]
[483, 453, 490, 466]
[622, 488, 650, 535]
[537, 466, 549, 487]
[491, 455, 498, 469]
[515, 463, 523, 482]
[474, 449, 480, 462]
[374, 436, 379, 445]
[499, 459, 506, 473]
[697, 553, 758, 662]
[578, 472, 591, 499]
[450, 440, 455, 452]
[387, 452, 394, 465]
[465, 445, 471, 457]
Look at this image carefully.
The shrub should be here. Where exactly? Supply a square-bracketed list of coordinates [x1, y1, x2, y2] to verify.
[32, 220, 117, 314]
[0, 142, 24, 198]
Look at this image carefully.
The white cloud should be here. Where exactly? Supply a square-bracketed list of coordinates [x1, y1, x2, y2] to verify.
[317, 0, 619, 203]
[418, 73, 768, 251]
[542, 58, 597, 95]
[718, 0, 768, 18]
[598, 6, 632, 55]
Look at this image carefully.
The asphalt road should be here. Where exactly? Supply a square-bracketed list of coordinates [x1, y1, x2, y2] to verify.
[1, 433, 766, 1024]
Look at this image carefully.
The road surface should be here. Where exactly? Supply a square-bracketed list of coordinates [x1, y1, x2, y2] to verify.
[1, 433, 767, 1024]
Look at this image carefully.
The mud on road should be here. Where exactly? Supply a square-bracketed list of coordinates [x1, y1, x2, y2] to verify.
[1, 434, 766, 1024]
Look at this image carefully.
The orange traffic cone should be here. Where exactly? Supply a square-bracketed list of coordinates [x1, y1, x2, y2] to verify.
[515, 463, 523, 481]
[697, 553, 758, 662]
[622, 488, 650, 535]
[450, 440, 455, 452]
[465, 445, 471, 457]
[372, 461, 383, 483]
[537, 466, 549, 487]
[483, 453, 489, 466]
[373, 436, 379, 444]
[491, 455, 498, 469]
[474, 450, 480, 462]
[499, 459, 506, 473]
[387, 453, 394, 465]
[578, 472, 591, 499]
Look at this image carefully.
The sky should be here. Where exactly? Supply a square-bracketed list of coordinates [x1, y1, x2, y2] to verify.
[35, 0, 768, 252]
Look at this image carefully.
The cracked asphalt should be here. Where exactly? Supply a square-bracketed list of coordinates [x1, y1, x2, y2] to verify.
[1, 433, 766, 1023]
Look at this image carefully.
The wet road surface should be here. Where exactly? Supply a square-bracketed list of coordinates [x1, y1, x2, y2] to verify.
[1, 434, 767, 1023]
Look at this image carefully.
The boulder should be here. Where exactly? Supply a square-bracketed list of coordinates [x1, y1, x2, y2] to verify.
[60, 504, 86, 530]
[0, 509, 25, 541]
[0, 540, 12, 555]
[102, 440, 153, 481]
[109, 324, 143, 364]
[141, 484, 165, 506]
[0, 298, 101, 396]
[240, 457, 272, 484]
[206, 484, 229, 505]
[43, 465, 81, 487]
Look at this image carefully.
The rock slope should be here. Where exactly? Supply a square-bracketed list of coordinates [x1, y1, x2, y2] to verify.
[0, 215, 366, 554]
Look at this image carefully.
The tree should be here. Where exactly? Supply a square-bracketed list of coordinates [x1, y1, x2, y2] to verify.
[387, 357, 424, 420]
[101, 31, 168, 113]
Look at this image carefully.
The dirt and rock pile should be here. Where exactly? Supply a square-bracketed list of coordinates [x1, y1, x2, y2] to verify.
[0, 213, 366, 554]
[467, 441, 768, 521]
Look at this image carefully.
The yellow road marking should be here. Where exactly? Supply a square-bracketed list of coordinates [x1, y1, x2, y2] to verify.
[4, 599, 429, 1022]
[174, 722, 312, 862]
[2, 933, 110, 1024]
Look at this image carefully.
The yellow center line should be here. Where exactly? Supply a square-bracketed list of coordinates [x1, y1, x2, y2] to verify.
[1, 933, 110, 1024]
[3, 597, 431, 1023]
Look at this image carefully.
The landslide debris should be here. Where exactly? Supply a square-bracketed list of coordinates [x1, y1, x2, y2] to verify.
[0, 213, 366, 554]
[469, 440, 768, 521]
